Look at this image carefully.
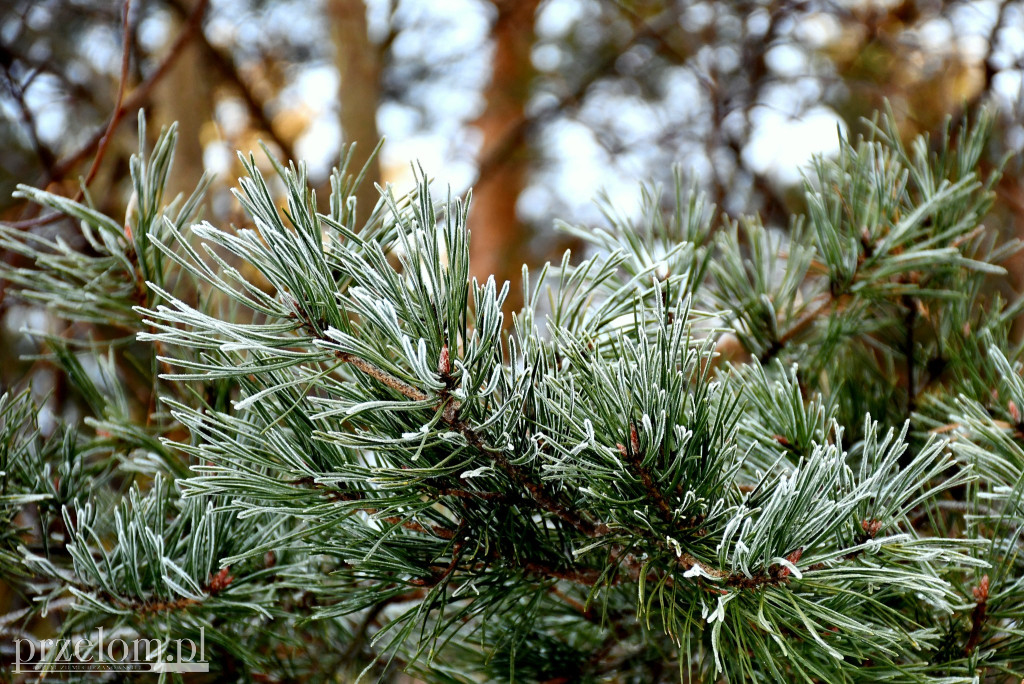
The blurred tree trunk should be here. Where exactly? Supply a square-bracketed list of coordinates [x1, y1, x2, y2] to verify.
[153, 0, 212, 199]
[470, 0, 541, 311]
[327, 0, 383, 225]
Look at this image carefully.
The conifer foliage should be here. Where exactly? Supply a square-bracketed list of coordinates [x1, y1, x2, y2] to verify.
[2, 110, 1023, 682]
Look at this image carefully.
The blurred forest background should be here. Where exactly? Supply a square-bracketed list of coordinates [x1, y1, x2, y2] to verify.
[1, 0, 1024, 412]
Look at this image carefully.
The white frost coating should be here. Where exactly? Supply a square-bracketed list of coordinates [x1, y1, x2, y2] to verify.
[571, 419, 595, 456]
[460, 466, 494, 478]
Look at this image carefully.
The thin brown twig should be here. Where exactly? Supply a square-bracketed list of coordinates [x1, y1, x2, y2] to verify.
[79, 565, 234, 616]
[618, 423, 674, 523]
[291, 476, 457, 540]
[1, 65, 57, 178]
[2, 0, 209, 231]
[83, 0, 134, 191]
[431, 487, 508, 501]
[162, 0, 297, 163]
[336, 352, 429, 402]
[321, 342, 608, 538]
[4, 0, 133, 229]
[548, 585, 596, 621]
[61, 0, 210, 180]
[760, 293, 835, 364]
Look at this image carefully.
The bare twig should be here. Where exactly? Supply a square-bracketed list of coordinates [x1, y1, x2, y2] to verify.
[163, 0, 297, 163]
[2, 0, 209, 231]
[82, 0, 134, 191]
[1, 65, 56, 178]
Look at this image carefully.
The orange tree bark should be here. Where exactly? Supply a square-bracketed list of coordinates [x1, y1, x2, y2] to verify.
[469, 0, 542, 313]
[153, 0, 213, 199]
[327, 0, 383, 225]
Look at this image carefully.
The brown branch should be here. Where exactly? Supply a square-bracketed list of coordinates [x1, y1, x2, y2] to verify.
[60, 0, 210, 181]
[323, 343, 609, 538]
[431, 487, 508, 501]
[82, 0, 134, 191]
[548, 585, 597, 621]
[1, 65, 57, 178]
[82, 564, 235, 616]
[388, 517, 456, 540]
[163, 0, 297, 163]
[963, 0, 1009, 116]
[2, 0, 209, 231]
[410, 539, 465, 587]
[964, 574, 989, 656]
[724, 548, 802, 589]
[524, 559, 604, 586]
[760, 293, 835, 364]
[448, 411, 609, 537]
[336, 352, 429, 402]
[618, 423, 674, 524]
[291, 475, 457, 540]
[525, 544, 724, 589]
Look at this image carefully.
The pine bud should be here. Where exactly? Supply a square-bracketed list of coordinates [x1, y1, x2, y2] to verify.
[438, 342, 451, 376]
[123, 189, 138, 242]
[861, 519, 882, 538]
[973, 574, 989, 602]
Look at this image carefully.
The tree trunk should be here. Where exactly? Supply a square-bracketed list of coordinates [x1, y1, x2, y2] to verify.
[469, 0, 541, 312]
[152, 0, 212, 199]
[327, 0, 383, 227]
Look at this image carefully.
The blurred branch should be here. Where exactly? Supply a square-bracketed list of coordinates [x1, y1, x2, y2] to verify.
[328, 0, 382, 215]
[2, 0, 209, 231]
[0, 64, 56, 179]
[0, 48, 100, 113]
[474, 9, 680, 188]
[81, 0, 133, 191]
[164, 0, 297, 164]
[893, 0, 1010, 166]
[976, 0, 1010, 106]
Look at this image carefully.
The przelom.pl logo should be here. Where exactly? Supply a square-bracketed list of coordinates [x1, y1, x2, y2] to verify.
[13, 627, 208, 673]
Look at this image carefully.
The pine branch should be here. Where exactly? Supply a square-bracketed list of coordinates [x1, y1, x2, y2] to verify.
[617, 423, 674, 523]
[9, 105, 1019, 682]
[759, 293, 835, 364]
[964, 574, 989, 656]
[309, 317, 609, 538]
